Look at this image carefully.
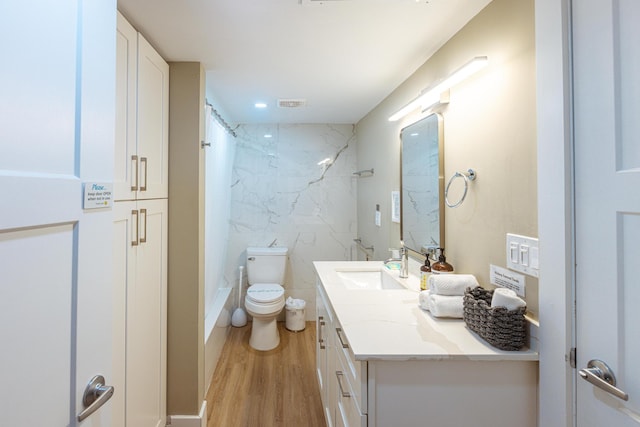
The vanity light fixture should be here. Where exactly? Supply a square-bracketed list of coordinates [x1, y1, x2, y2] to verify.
[388, 56, 488, 122]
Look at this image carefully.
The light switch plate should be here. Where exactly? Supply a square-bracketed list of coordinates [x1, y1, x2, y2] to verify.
[506, 233, 539, 277]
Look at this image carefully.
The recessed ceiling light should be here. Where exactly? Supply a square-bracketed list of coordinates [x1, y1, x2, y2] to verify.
[264, 134, 273, 138]
[255, 102, 267, 109]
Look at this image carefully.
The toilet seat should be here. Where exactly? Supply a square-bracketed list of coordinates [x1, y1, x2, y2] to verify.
[246, 283, 284, 304]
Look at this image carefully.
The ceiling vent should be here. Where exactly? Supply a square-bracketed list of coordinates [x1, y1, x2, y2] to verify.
[278, 98, 307, 108]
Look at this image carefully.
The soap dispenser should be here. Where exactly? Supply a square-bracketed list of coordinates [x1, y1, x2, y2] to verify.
[420, 255, 432, 290]
[431, 248, 454, 274]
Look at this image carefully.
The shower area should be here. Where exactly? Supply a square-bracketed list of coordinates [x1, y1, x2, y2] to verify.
[203, 117, 360, 385]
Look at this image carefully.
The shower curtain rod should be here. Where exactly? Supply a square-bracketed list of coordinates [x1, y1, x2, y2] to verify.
[205, 100, 238, 138]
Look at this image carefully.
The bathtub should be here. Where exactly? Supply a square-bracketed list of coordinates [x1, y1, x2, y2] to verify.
[204, 287, 233, 390]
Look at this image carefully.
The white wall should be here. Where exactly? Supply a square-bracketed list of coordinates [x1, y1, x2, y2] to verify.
[225, 124, 357, 320]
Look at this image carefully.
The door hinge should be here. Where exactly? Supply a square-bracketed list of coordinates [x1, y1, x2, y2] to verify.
[569, 347, 576, 368]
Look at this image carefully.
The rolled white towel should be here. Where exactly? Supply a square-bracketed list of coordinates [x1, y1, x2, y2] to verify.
[491, 287, 526, 310]
[419, 290, 430, 311]
[428, 294, 464, 318]
[428, 274, 479, 296]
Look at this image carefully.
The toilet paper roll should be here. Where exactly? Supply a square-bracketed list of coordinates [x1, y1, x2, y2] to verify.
[491, 287, 526, 310]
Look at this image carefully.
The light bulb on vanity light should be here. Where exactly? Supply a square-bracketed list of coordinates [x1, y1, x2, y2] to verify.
[388, 56, 488, 122]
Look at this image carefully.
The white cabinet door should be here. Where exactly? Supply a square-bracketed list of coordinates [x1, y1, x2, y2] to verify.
[115, 13, 138, 201]
[136, 34, 169, 200]
[317, 286, 330, 404]
[113, 199, 167, 427]
[0, 1, 115, 425]
[317, 285, 337, 427]
[113, 202, 133, 427]
[336, 397, 367, 427]
[115, 13, 168, 201]
[128, 198, 167, 427]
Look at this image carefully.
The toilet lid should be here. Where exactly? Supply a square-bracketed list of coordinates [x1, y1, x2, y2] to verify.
[246, 283, 284, 303]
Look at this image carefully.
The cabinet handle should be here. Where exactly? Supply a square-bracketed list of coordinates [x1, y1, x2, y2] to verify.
[131, 209, 139, 246]
[336, 327, 349, 349]
[318, 316, 326, 349]
[131, 155, 139, 191]
[140, 157, 148, 191]
[336, 371, 351, 398]
[139, 208, 147, 244]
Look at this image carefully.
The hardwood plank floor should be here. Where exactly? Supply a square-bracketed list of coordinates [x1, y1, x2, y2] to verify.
[206, 321, 326, 427]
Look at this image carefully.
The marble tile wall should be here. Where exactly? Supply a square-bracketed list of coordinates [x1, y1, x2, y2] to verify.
[223, 123, 358, 320]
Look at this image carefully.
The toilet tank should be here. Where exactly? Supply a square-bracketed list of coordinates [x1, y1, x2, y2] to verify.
[246, 247, 288, 285]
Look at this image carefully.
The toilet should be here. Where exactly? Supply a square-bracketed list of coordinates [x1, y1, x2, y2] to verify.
[245, 246, 288, 351]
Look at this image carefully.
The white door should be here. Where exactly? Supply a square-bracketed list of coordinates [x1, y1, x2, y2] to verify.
[0, 1, 116, 425]
[574, 0, 640, 425]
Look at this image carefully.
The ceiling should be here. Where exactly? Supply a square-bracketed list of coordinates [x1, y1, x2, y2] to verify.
[117, 0, 492, 125]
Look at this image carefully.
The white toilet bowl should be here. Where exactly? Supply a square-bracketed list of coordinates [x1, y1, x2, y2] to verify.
[245, 283, 285, 351]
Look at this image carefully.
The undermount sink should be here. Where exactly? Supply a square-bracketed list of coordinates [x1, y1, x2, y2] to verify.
[335, 268, 406, 290]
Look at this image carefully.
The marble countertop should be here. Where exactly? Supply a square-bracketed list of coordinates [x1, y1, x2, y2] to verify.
[313, 260, 539, 362]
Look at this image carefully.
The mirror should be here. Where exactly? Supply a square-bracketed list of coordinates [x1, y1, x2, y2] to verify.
[400, 113, 444, 257]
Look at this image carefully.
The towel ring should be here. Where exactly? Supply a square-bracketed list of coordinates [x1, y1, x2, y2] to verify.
[445, 169, 476, 208]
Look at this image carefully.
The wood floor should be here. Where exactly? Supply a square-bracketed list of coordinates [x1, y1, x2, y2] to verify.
[206, 321, 326, 427]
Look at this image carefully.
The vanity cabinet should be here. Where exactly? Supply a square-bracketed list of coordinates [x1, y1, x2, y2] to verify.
[314, 262, 538, 427]
[316, 285, 337, 426]
[334, 327, 367, 427]
[115, 12, 169, 201]
[316, 282, 367, 427]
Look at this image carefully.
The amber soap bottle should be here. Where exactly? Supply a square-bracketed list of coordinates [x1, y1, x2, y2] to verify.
[432, 248, 454, 274]
[420, 256, 432, 290]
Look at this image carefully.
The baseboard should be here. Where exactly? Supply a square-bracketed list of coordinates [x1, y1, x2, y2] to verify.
[167, 401, 207, 427]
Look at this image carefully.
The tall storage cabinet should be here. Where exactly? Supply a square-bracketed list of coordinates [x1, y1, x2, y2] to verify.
[115, 13, 169, 201]
[114, 11, 169, 427]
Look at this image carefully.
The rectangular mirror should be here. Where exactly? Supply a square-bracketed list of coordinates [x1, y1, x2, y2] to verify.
[400, 113, 444, 257]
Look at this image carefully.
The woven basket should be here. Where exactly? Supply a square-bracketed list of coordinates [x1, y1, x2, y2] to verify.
[463, 287, 527, 351]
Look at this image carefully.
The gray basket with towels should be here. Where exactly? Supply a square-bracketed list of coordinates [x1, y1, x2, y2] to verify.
[463, 287, 527, 351]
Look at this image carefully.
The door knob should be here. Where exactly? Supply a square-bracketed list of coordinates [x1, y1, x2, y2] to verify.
[77, 375, 115, 422]
[579, 359, 629, 401]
